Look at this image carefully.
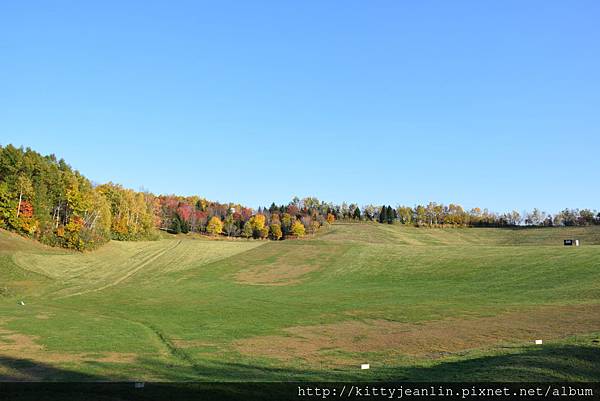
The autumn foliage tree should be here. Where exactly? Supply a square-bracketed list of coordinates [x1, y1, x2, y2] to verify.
[291, 220, 306, 237]
[0, 145, 113, 249]
[2, 144, 596, 250]
[17, 200, 36, 234]
[326, 213, 335, 224]
[270, 223, 282, 240]
[206, 216, 223, 236]
[96, 183, 155, 241]
[247, 214, 267, 239]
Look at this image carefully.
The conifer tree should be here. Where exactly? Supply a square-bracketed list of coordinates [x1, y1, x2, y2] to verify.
[387, 205, 394, 224]
[171, 215, 182, 234]
[180, 217, 190, 234]
[379, 206, 387, 223]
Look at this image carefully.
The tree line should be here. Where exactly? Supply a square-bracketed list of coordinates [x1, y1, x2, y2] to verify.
[154, 195, 312, 239]
[0, 145, 158, 249]
[1, 145, 598, 250]
[0, 145, 319, 249]
[329, 202, 600, 227]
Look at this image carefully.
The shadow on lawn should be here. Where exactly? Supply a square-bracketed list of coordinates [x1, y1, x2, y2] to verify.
[0, 355, 98, 382]
[0, 344, 598, 400]
[385, 344, 600, 381]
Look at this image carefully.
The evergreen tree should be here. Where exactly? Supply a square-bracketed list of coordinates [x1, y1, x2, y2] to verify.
[379, 206, 387, 223]
[353, 206, 361, 220]
[387, 205, 394, 224]
[171, 215, 182, 234]
[180, 218, 190, 234]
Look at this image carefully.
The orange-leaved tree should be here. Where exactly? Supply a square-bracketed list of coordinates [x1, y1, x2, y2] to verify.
[326, 213, 335, 224]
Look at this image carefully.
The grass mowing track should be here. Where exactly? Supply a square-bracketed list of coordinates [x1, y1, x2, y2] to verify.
[0, 224, 599, 381]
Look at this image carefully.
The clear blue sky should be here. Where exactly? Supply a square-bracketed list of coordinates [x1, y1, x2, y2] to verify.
[1, 1, 599, 212]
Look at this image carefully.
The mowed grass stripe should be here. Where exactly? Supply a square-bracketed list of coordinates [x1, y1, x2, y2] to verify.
[55, 240, 184, 299]
[1, 225, 599, 381]
[9, 237, 265, 299]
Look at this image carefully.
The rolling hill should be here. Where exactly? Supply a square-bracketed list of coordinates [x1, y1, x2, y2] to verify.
[0, 224, 599, 382]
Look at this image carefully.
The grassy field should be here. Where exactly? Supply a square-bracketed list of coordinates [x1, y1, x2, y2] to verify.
[0, 224, 599, 382]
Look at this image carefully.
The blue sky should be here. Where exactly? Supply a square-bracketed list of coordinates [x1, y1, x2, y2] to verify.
[1, 1, 599, 212]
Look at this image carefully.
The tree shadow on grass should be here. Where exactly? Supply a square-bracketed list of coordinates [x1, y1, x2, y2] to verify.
[0, 354, 329, 400]
[380, 344, 600, 381]
[0, 355, 98, 382]
[0, 344, 598, 400]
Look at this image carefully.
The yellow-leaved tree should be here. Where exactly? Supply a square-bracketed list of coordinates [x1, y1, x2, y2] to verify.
[206, 216, 223, 236]
[291, 220, 305, 237]
[247, 214, 266, 238]
[270, 223, 282, 240]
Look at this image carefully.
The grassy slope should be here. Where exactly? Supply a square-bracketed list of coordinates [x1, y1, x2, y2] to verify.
[0, 225, 599, 381]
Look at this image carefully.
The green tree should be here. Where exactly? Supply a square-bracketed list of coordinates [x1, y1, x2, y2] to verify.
[15, 175, 33, 219]
[281, 213, 293, 234]
[378, 206, 387, 223]
[223, 214, 240, 237]
[171, 215, 182, 234]
[179, 214, 190, 234]
[415, 205, 427, 226]
[242, 221, 253, 238]
[397, 206, 413, 225]
[0, 182, 17, 229]
[387, 205, 394, 224]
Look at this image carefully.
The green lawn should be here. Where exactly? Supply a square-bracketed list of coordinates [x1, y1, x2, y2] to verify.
[0, 224, 599, 381]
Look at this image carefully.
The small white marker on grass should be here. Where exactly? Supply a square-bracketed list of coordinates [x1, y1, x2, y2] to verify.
[361, 363, 370, 370]
[535, 339, 543, 345]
